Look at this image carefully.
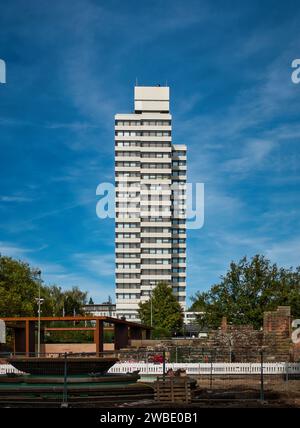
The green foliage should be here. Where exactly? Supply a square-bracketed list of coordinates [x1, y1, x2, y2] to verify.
[138, 282, 183, 335]
[41, 285, 88, 316]
[62, 287, 88, 316]
[0, 255, 87, 318]
[191, 255, 300, 329]
[0, 256, 40, 317]
[152, 327, 172, 339]
[104, 330, 114, 343]
[45, 328, 94, 344]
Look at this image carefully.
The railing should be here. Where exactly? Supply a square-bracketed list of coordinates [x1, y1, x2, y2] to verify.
[0, 364, 23, 374]
[107, 362, 300, 375]
[2, 361, 300, 376]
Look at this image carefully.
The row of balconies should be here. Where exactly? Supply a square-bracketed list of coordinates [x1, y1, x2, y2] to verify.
[116, 176, 172, 183]
[115, 135, 172, 142]
[116, 195, 185, 202]
[116, 199, 173, 206]
[115, 271, 185, 278]
[115, 145, 172, 152]
[115, 125, 172, 132]
[115, 258, 186, 266]
[115, 154, 173, 161]
[115, 113, 172, 120]
[115, 211, 172, 218]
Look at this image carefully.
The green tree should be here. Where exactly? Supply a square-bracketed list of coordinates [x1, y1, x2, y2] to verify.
[42, 285, 88, 316]
[138, 282, 183, 337]
[191, 255, 300, 329]
[41, 285, 64, 316]
[0, 255, 41, 317]
[0, 255, 88, 318]
[62, 287, 87, 316]
[88, 297, 94, 305]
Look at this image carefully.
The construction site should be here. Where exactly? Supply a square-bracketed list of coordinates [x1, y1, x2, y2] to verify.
[0, 306, 299, 407]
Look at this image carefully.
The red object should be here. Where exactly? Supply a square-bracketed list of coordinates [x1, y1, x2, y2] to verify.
[152, 354, 164, 363]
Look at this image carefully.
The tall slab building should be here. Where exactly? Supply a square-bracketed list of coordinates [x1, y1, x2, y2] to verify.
[115, 86, 187, 321]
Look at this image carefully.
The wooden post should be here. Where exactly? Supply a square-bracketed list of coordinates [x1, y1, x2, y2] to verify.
[25, 321, 35, 356]
[171, 378, 174, 402]
[25, 320, 29, 356]
[14, 327, 26, 354]
[114, 323, 129, 350]
[94, 320, 104, 355]
[130, 326, 142, 341]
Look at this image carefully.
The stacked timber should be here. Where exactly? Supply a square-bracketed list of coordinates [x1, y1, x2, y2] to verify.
[154, 376, 193, 404]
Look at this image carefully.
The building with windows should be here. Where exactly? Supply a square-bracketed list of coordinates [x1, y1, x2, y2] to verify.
[115, 86, 187, 321]
[184, 311, 204, 325]
[82, 302, 117, 318]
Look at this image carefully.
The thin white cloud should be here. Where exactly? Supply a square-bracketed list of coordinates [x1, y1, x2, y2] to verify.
[223, 139, 276, 173]
[0, 241, 47, 258]
[265, 238, 300, 269]
[73, 253, 114, 277]
[0, 195, 33, 203]
[0, 241, 114, 301]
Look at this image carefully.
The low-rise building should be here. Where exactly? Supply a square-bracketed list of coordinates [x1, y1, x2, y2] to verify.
[83, 302, 117, 318]
[184, 311, 203, 325]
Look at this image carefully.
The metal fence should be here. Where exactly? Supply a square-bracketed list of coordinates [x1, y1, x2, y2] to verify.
[1, 349, 300, 404]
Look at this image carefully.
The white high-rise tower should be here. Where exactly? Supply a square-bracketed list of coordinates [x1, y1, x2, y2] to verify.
[115, 86, 187, 321]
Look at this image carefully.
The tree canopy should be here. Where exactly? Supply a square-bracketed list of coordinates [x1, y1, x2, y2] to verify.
[0, 255, 88, 318]
[191, 255, 300, 329]
[138, 282, 183, 337]
[0, 255, 40, 317]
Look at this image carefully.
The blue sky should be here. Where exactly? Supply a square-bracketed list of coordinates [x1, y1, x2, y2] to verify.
[0, 0, 300, 305]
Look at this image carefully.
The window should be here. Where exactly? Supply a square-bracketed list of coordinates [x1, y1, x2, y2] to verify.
[172, 257, 186, 264]
[172, 267, 186, 273]
[172, 277, 186, 283]
[117, 293, 140, 300]
[172, 248, 185, 254]
[116, 222, 139, 228]
[115, 141, 139, 147]
[141, 142, 170, 148]
[116, 263, 139, 269]
[116, 233, 140, 238]
[116, 130, 141, 137]
[173, 151, 186, 157]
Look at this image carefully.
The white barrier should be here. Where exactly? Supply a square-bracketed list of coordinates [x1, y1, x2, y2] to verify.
[108, 362, 300, 376]
[0, 364, 23, 375]
[1, 362, 300, 376]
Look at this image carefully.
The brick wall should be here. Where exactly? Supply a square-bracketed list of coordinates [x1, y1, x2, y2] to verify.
[130, 306, 299, 362]
[263, 306, 293, 361]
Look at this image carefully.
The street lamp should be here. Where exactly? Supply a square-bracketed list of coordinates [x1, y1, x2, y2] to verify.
[150, 287, 153, 328]
[150, 285, 154, 328]
[35, 270, 44, 357]
[150, 284, 156, 338]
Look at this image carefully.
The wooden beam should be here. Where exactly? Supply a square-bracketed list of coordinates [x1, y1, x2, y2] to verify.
[94, 320, 104, 355]
[114, 324, 129, 350]
[45, 327, 96, 331]
[25, 320, 29, 356]
[1, 316, 151, 330]
[44, 327, 115, 332]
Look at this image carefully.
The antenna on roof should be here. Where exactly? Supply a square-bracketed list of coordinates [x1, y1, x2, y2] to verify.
[135, 77, 138, 86]
[165, 79, 168, 87]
